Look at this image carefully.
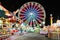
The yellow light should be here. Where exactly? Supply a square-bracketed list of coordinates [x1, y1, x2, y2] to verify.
[50, 14, 53, 26]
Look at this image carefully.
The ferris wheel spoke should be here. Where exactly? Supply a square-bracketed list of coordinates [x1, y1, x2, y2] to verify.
[25, 4, 29, 9]
[39, 15, 44, 18]
[28, 20, 31, 26]
[32, 2, 35, 8]
[29, 2, 32, 8]
[20, 11, 25, 14]
[26, 3, 31, 9]
[38, 11, 44, 13]
[22, 18, 27, 22]
[37, 16, 43, 21]
[20, 16, 25, 18]
[37, 7, 44, 11]
[35, 4, 39, 9]
[38, 15, 44, 17]
[23, 4, 29, 10]
[36, 7, 41, 10]
[35, 18, 41, 24]
[21, 8, 25, 11]
[34, 4, 38, 9]
[33, 4, 37, 9]
[26, 16, 31, 22]
[30, 21, 32, 26]
[24, 7, 28, 11]
[22, 8, 27, 12]
[38, 12, 44, 14]
[37, 14, 44, 16]
[37, 16, 45, 20]
[20, 13, 25, 16]
[19, 14, 25, 17]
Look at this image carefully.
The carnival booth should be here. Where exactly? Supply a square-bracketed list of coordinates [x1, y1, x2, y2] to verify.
[48, 20, 60, 39]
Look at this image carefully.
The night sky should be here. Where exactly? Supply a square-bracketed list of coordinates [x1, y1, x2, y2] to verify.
[0, 0, 60, 25]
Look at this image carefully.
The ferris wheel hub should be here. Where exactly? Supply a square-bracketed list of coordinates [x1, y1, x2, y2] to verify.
[29, 12, 34, 16]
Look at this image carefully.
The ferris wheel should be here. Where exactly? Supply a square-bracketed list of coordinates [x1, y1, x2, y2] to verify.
[18, 2, 46, 26]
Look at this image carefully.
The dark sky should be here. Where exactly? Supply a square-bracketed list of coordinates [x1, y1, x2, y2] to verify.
[0, 0, 60, 25]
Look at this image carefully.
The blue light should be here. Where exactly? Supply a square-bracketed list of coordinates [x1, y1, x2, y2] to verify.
[24, 7, 38, 22]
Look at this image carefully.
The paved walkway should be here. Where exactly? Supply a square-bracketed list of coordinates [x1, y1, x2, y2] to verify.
[5, 33, 27, 40]
[16, 33, 60, 40]
[5, 33, 59, 40]
[15, 33, 52, 40]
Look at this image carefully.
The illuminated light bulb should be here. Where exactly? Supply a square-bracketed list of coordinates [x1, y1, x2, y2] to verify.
[29, 12, 33, 16]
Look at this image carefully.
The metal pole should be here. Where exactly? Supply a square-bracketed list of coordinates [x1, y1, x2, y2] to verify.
[58, 31, 59, 40]
[58, 28, 60, 40]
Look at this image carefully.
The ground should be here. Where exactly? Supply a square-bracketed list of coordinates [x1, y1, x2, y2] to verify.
[15, 33, 53, 40]
[5, 33, 59, 40]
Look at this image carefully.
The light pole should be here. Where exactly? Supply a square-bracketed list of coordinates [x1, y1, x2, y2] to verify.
[50, 14, 53, 26]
